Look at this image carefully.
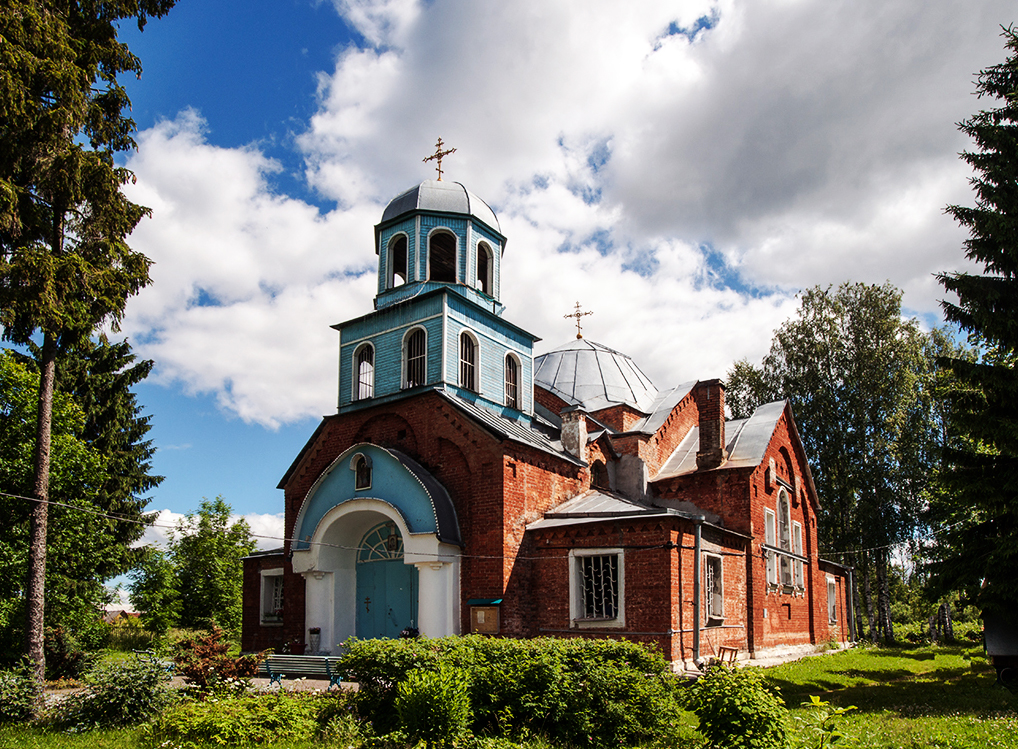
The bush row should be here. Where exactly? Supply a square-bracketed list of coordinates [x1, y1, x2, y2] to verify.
[338, 635, 684, 747]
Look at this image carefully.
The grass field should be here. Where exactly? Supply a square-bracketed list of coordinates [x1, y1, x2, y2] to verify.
[0, 643, 1014, 748]
[770, 644, 1018, 749]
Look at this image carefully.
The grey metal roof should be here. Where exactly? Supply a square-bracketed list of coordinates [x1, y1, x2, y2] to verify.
[380, 180, 500, 234]
[435, 390, 585, 466]
[534, 339, 659, 413]
[654, 400, 788, 480]
[544, 490, 665, 518]
[629, 382, 696, 434]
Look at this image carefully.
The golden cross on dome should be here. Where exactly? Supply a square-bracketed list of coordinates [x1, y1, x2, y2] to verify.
[564, 301, 593, 339]
[423, 137, 457, 180]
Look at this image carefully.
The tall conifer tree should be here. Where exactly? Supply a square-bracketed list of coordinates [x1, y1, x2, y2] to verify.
[932, 27, 1018, 617]
[0, 0, 175, 682]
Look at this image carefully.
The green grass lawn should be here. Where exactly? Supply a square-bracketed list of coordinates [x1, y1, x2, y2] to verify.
[769, 644, 1018, 749]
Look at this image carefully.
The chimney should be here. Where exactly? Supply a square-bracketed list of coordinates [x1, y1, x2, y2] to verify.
[560, 405, 588, 463]
[695, 379, 727, 471]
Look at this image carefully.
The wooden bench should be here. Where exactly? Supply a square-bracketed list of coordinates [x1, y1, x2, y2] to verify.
[258, 655, 344, 688]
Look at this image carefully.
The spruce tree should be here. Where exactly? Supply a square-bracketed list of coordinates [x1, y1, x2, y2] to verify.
[932, 26, 1018, 617]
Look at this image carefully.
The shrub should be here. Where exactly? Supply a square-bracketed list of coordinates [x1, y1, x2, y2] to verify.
[0, 661, 39, 724]
[144, 692, 321, 746]
[173, 625, 264, 689]
[686, 663, 788, 749]
[44, 626, 95, 680]
[52, 656, 175, 730]
[339, 635, 681, 747]
[395, 665, 472, 747]
[107, 617, 155, 652]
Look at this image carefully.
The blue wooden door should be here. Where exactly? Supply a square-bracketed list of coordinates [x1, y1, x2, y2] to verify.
[355, 522, 418, 639]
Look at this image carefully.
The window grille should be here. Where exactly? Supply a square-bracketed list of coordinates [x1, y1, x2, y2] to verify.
[389, 235, 407, 287]
[270, 576, 283, 612]
[429, 232, 456, 282]
[778, 490, 792, 551]
[356, 345, 374, 400]
[580, 554, 618, 620]
[460, 333, 476, 391]
[358, 522, 405, 563]
[504, 355, 519, 409]
[405, 329, 426, 388]
[705, 555, 723, 619]
[827, 579, 837, 623]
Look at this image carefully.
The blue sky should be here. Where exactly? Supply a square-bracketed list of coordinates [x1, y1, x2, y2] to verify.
[72, 0, 1015, 550]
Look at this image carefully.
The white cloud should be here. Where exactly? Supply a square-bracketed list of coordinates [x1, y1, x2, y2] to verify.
[135, 508, 285, 552]
[122, 0, 1014, 425]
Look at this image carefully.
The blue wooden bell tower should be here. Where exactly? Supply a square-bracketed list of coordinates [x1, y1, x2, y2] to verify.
[334, 179, 539, 420]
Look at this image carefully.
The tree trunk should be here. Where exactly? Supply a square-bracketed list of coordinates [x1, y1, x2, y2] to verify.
[25, 332, 57, 685]
[877, 549, 894, 644]
[862, 556, 877, 642]
[939, 601, 954, 644]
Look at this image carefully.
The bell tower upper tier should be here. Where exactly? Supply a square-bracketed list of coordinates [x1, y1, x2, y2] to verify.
[374, 180, 506, 313]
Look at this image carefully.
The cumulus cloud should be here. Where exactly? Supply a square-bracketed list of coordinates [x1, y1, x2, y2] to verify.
[123, 0, 1013, 426]
[136, 508, 285, 552]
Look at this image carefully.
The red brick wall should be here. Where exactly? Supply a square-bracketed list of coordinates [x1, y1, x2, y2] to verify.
[241, 553, 290, 653]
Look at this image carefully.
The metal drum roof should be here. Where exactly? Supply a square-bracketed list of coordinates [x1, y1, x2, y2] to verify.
[380, 180, 500, 233]
[533, 339, 659, 413]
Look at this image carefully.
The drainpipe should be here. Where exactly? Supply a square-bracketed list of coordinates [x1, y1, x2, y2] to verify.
[693, 515, 705, 667]
[847, 568, 857, 643]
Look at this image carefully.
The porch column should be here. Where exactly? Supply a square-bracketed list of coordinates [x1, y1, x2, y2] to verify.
[303, 571, 335, 654]
[414, 560, 460, 637]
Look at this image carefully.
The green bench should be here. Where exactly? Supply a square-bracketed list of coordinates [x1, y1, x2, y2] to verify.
[258, 655, 344, 688]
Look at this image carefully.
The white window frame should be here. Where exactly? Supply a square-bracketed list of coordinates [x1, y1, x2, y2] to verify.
[569, 548, 625, 629]
[764, 508, 777, 585]
[504, 353, 520, 409]
[353, 343, 375, 401]
[793, 521, 804, 589]
[704, 553, 724, 622]
[459, 330, 479, 392]
[403, 327, 427, 389]
[827, 576, 838, 623]
[260, 568, 284, 625]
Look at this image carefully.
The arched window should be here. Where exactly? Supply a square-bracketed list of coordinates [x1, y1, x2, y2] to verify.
[355, 344, 374, 400]
[352, 453, 372, 490]
[459, 332, 477, 391]
[777, 489, 792, 551]
[476, 242, 493, 295]
[388, 235, 407, 287]
[504, 354, 519, 409]
[404, 328, 426, 388]
[429, 231, 456, 283]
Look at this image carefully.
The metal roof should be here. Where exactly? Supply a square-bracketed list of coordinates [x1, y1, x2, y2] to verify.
[435, 390, 585, 466]
[654, 400, 788, 480]
[629, 382, 696, 434]
[534, 339, 659, 413]
[380, 180, 501, 234]
[543, 490, 666, 518]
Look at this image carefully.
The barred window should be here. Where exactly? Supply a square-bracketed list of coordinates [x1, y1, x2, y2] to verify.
[705, 555, 723, 620]
[355, 344, 374, 400]
[460, 333, 476, 391]
[827, 577, 838, 623]
[405, 329, 426, 388]
[580, 554, 618, 620]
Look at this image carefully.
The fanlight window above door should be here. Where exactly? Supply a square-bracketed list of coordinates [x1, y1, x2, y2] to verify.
[358, 522, 405, 563]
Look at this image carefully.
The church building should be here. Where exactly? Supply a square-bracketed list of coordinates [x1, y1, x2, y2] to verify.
[241, 176, 853, 667]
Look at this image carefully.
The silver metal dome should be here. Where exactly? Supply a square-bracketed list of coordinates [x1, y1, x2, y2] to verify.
[534, 339, 659, 413]
[380, 180, 500, 233]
